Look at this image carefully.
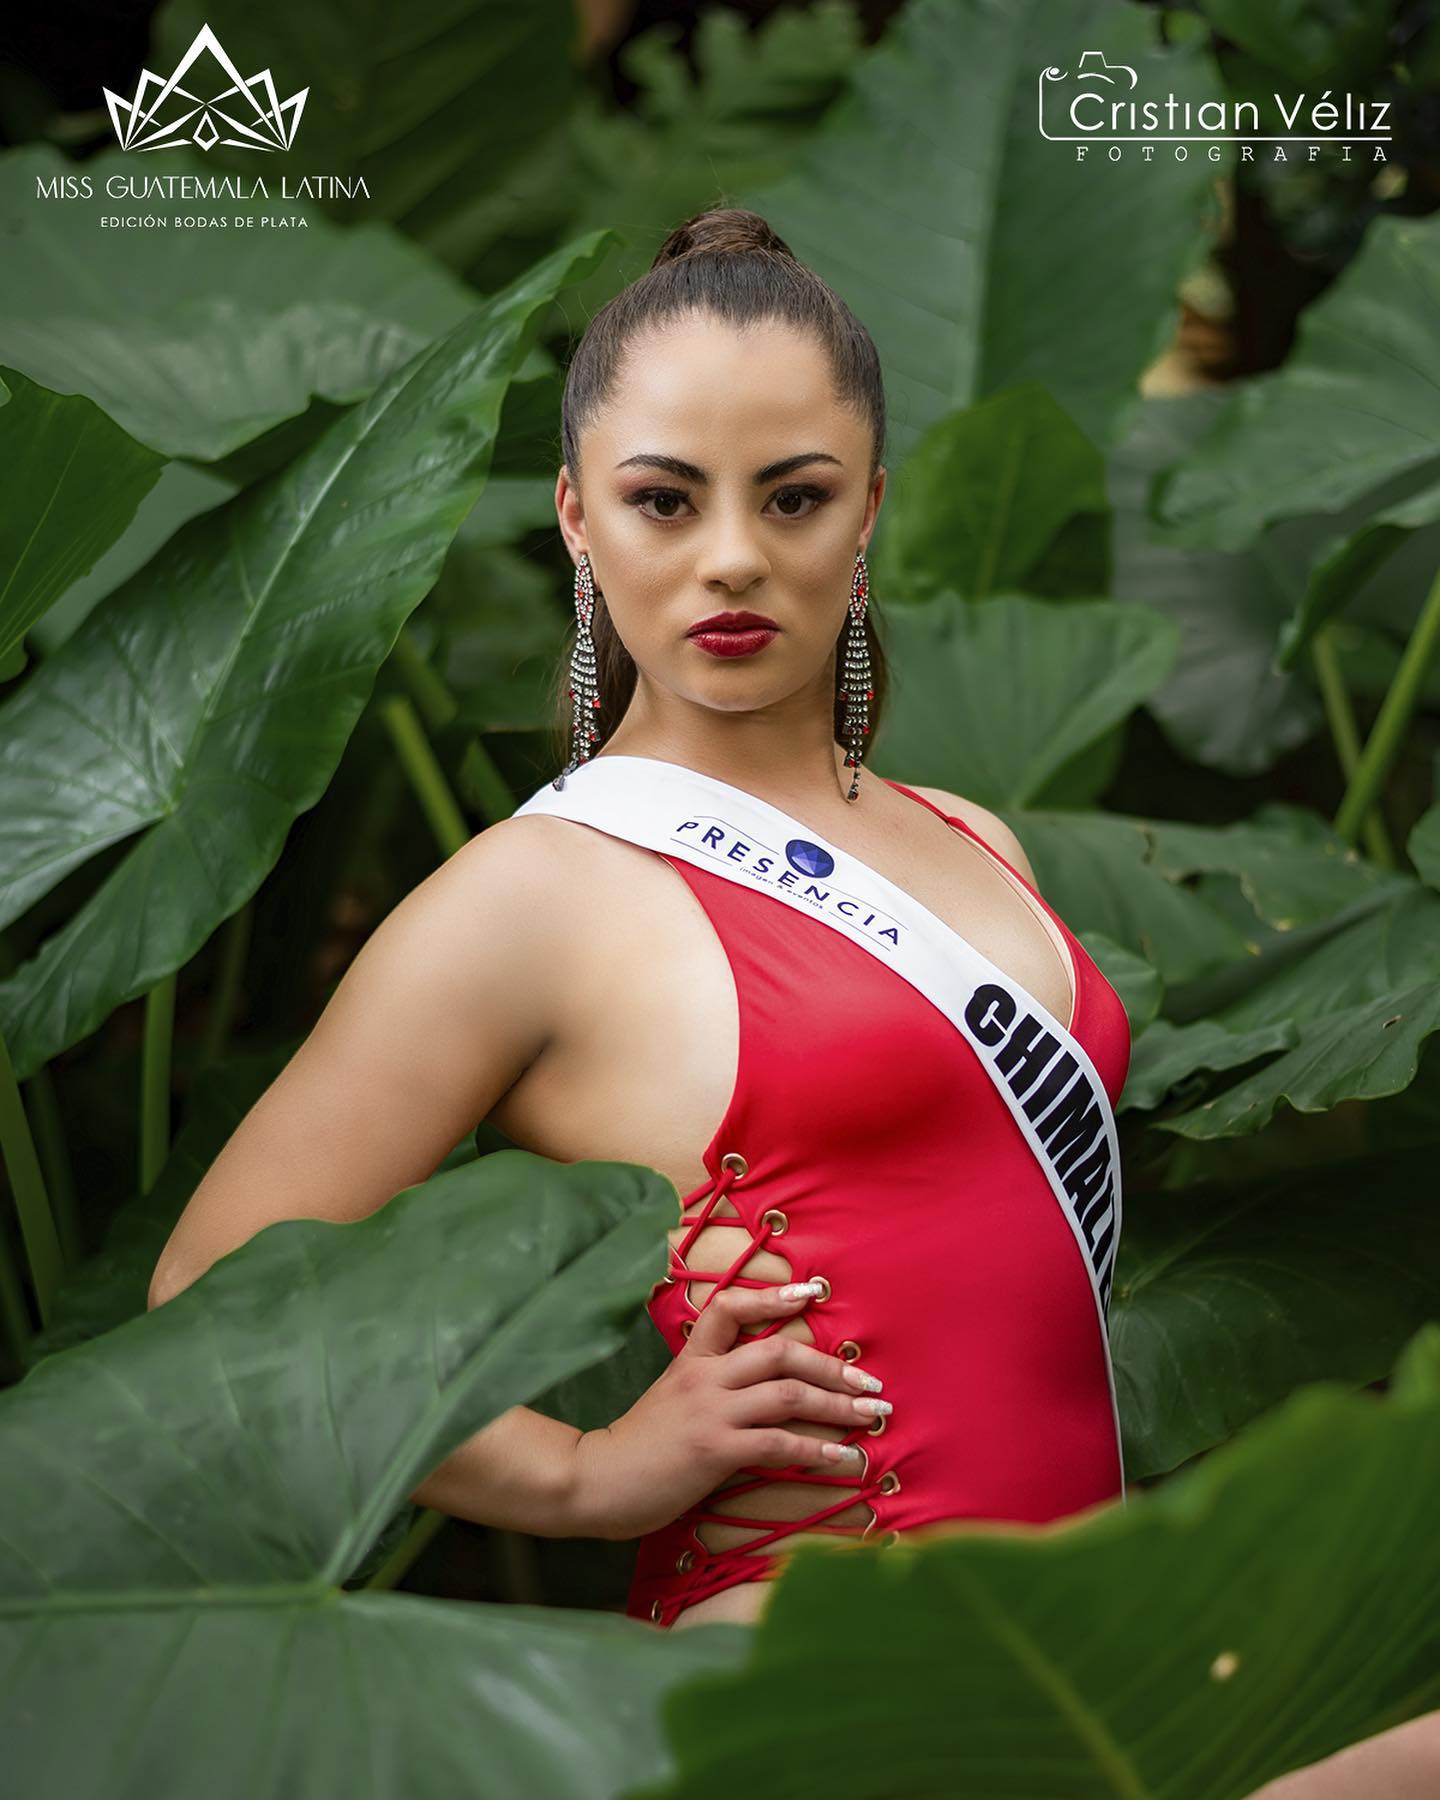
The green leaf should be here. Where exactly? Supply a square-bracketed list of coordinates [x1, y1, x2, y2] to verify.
[1009, 810, 1255, 984]
[418, 494, 570, 734]
[1147, 874, 1440, 1135]
[1110, 392, 1322, 775]
[0, 144, 479, 460]
[1111, 1144, 1440, 1476]
[640, 1326, 1440, 1800]
[563, 3, 866, 309]
[1196, 0, 1392, 87]
[0, 366, 166, 663]
[1142, 804, 1396, 931]
[1, 1149, 745, 1797]
[1162, 979, 1440, 1138]
[25, 1047, 290, 1361]
[25, 461, 237, 656]
[871, 385, 1110, 603]
[1410, 798, 1440, 890]
[1121, 1014, 1299, 1113]
[1276, 464, 1440, 671]
[1075, 931, 1163, 1033]
[742, 0, 1223, 459]
[153, 0, 582, 272]
[873, 594, 1179, 808]
[0, 231, 614, 1081]
[1152, 213, 1440, 552]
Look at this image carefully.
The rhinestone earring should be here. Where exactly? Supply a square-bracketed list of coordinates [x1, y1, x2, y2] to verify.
[553, 551, 600, 789]
[840, 549, 873, 801]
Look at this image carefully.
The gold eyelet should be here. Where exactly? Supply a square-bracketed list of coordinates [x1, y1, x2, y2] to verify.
[650, 1599, 664, 1620]
[808, 1276, 831, 1303]
[837, 1339, 862, 1361]
[675, 1549, 697, 1572]
[878, 1471, 901, 1495]
[661, 1273, 677, 1285]
[680, 1318, 694, 1339]
[880, 1530, 901, 1548]
[720, 1152, 748, 1178]
[760, 1208, 789, 1235]
[866, 1412, 886, 1436]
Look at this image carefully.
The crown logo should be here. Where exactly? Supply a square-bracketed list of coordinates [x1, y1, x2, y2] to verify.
[103, 23, 308, 153]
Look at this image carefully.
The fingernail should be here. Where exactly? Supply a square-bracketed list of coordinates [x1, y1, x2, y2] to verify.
[852, 1397, 892, 1417]
[821, 1442, 864, 1462]
[779, 1279, 825, 1301]
[842, 1367, 883, 1393]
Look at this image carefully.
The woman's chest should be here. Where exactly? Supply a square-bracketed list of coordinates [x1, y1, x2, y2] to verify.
[491, 825, 1096, 1206]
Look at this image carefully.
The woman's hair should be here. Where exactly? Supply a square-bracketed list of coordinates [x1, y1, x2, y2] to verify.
[550, 205, 890, 769]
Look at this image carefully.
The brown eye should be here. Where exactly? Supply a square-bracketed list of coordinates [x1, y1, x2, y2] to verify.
[627, 488, 692, 522]
[769, 486, 828, 519]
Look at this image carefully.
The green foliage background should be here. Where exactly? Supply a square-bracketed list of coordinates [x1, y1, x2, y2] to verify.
[2, 0, 1440, 1794]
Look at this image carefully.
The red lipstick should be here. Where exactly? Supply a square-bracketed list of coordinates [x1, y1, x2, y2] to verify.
[686, 610, 780, 659]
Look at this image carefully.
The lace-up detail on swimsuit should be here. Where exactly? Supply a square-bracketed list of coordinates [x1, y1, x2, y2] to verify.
[652, 1149, 900, 1622]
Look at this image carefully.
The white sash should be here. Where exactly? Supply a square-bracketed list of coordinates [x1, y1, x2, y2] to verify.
[516, 753, 1126, 1492]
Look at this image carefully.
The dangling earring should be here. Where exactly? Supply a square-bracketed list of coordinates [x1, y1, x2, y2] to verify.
[839, 548, 873, 801]
[553, 551, 600, 789]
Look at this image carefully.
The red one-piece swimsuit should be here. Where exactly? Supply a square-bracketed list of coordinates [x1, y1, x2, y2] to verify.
[609, 777, 1131, 1627]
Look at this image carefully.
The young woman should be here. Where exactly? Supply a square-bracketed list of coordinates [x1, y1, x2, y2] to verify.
[148, 206, 1130, 1635]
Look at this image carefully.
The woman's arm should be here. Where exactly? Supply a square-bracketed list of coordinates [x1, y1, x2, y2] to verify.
[147, 815, 601, 1536]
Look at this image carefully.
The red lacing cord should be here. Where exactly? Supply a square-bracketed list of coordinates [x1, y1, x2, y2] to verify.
[666, 1159, 884, 1610]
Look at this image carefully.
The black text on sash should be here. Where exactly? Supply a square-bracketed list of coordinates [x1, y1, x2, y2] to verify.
[964, 983, 1118, 1314]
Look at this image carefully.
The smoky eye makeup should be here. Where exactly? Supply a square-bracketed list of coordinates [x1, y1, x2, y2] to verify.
[623, 483, 833, 522]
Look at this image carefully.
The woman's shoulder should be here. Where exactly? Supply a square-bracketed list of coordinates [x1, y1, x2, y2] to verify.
[456, 803, 688, 927]
[454, 806, 615, 896]
[891, 781, 1038, 888]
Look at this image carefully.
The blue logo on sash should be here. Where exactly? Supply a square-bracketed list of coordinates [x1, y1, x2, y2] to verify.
[785, 838, 834, 878]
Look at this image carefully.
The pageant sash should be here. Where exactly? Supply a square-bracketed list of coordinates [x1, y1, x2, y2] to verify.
[516, 754, 1126, 1486]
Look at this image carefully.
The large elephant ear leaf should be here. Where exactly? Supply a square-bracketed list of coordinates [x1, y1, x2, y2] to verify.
[636, 1325, 1440, 1800]
[1155, 880, 1440, 1138]
[873, 593, 1179, 808]
[0, 144, 483, 462]
[1409, 790, 1440, 891]
[1273, 465, 1440, 673]
[0, 229, 614, 1081]
[152, 0, 583, 275]
[870, 384, 1109, 605]
[0, 1150, 749, 1798]
[0, 366, 166, 664]
[1111, 1142, 1440, 1479]
[1151, 212, 1440, 553]
[741, 0, 1221, 459]
[1109, 391, 1324, 776]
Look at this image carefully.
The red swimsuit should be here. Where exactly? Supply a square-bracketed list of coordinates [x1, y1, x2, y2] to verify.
[618, 780, 1131, 1627]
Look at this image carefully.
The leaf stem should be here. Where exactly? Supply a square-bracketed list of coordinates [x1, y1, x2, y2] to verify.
[379, 694, 470, 858]
[360, 1507, 449, 1590]
[1310, 626, 1393, 866]
[0, 1021, 61, 1331]
[1334, 564, 1440, 850]
[390, 625, 458, 732]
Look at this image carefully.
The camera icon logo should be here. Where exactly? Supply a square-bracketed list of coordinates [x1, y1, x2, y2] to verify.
[1038, 51, 1140, 139]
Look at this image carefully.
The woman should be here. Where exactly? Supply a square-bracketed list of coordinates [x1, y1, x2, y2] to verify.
[148, 206, 1129, 1635]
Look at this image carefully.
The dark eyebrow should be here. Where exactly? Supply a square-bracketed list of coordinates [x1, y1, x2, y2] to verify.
[613, 452, 843, 484]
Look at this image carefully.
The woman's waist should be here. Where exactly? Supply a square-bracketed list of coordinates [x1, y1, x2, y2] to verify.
[629, 1404, 1126, 1590]
[653, 1219, 1111, 1371]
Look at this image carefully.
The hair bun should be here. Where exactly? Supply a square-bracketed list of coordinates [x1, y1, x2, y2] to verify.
[651, 206, 795, 269]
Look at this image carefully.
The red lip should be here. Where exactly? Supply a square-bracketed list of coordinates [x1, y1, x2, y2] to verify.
[686, 611, 779, 635]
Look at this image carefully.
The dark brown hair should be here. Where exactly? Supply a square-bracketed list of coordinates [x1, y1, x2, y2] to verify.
[550, 205, 889, 768]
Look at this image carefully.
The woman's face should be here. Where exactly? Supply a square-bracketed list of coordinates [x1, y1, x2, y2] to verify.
[556, 312, 885, 721]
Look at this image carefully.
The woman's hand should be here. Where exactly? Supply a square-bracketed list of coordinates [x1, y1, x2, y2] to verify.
[569, 1281, 889, 1541]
